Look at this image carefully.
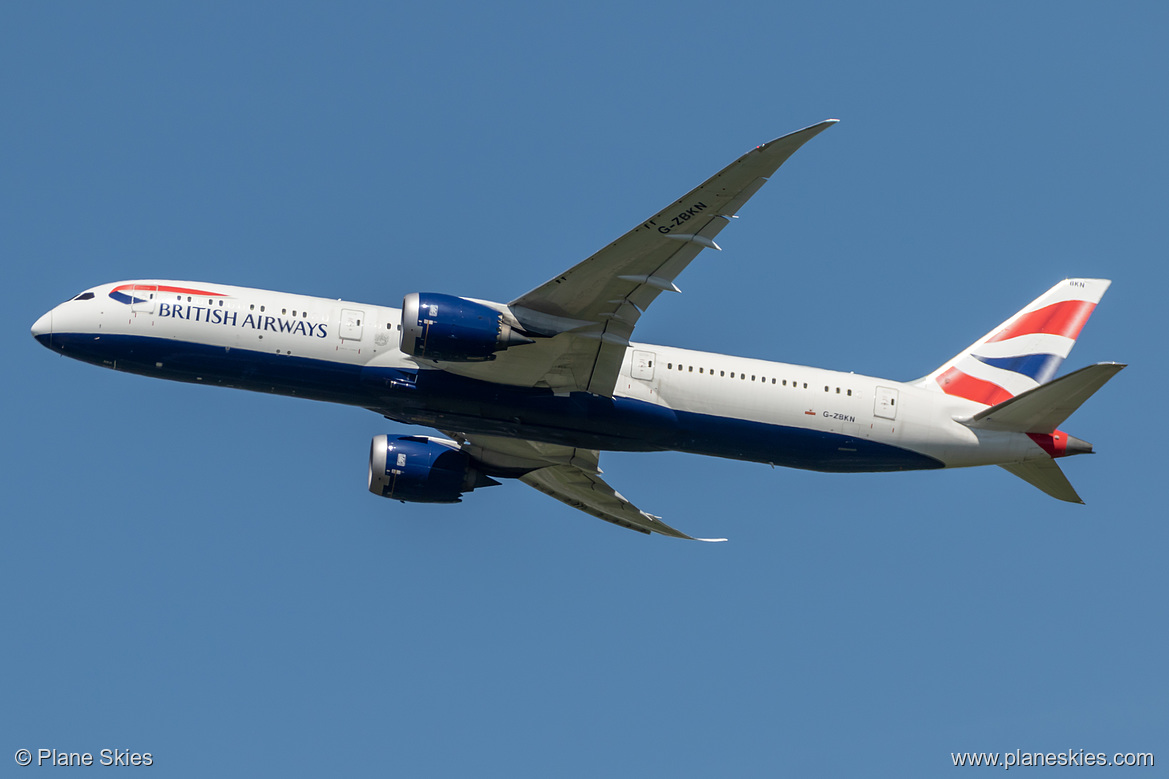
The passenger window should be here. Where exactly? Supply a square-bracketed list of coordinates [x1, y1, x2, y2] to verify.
[847, 389, 852, 396]
[689, 366, 693, 372]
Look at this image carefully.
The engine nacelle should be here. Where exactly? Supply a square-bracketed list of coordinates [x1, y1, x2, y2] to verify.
[400, 292, 532, 362]
[368, 435, 498, 503]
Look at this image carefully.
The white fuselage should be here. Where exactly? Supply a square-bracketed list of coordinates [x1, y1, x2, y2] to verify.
[32, 280, 1050, 473]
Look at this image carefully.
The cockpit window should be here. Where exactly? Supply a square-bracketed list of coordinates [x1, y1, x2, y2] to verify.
[72, 292, 95, 301]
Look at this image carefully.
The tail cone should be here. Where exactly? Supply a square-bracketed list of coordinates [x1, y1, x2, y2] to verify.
[1063, 435, 1094, 456]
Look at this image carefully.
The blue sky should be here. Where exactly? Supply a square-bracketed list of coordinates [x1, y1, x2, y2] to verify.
[4, 2, 1165, 775]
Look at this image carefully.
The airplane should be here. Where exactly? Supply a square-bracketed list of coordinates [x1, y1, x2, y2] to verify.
[30, 120, 1124, 541]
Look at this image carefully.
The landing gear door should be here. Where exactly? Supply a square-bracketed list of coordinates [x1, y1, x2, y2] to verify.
[631, 350, 655, 381]
[875, 386, 899, 420]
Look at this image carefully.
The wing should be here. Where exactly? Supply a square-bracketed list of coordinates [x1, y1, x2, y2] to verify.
[445, 120, 838, 396]
[451, 432, 725, 541]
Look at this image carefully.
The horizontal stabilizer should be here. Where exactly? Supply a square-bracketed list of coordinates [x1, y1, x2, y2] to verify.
[961, 362, 1126, 433]
[999, 460, 1084, 504]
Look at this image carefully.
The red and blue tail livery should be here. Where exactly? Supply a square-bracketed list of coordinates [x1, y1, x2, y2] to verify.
[30, 122, 1125, 540]
[923, 279, 1110, 407]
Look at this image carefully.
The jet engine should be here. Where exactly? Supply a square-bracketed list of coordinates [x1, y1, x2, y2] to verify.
[368, 434, 499, 503]
[400, 292, 533, 362]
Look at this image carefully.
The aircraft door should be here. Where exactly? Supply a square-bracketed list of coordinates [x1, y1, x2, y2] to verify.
[624, 349, 659, 400]
[631, 350, 655, 381]
[340, 309, 365, 341]
[874, 386, 899, 420]
[131, 284, 156, 314]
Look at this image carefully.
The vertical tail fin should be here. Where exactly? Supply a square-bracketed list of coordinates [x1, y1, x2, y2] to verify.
[918, 278, 1111, 405]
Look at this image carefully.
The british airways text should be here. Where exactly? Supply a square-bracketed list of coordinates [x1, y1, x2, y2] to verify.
[157, 303, 329, 338]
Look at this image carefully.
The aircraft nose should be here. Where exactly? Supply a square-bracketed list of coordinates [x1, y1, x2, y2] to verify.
[31, 309, 53, 345]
